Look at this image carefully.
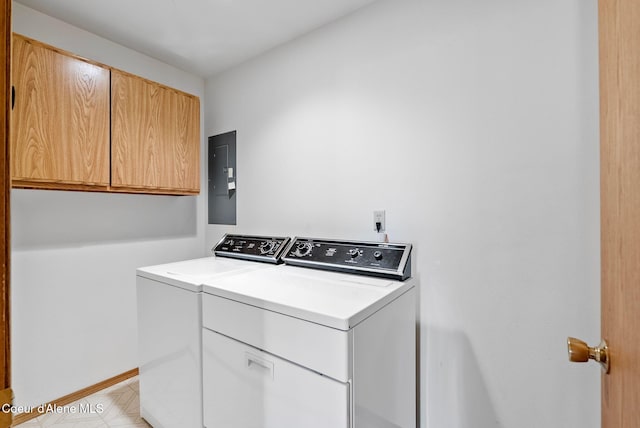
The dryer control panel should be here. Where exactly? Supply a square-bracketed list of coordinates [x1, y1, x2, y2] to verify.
[283, 237, 412, 281]
[212, 234, 290, 264]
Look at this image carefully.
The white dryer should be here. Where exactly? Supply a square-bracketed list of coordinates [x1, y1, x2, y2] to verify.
[200, 237, 416, 428]
[136, 234, 290, 428]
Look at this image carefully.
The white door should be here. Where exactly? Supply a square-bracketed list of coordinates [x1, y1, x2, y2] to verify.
[203, 329, 350, 428]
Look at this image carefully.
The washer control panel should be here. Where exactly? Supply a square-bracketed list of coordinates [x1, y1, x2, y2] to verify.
[283, 237, 412, 281]
[212, 234, 291, 264]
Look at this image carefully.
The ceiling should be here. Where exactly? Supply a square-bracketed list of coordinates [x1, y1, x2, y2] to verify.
[15, 0, 377, 77]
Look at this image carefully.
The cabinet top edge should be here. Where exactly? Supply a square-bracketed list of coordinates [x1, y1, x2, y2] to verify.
[111, 68, 200, 101]
[13, 33, 200, 101]
[13, 33, 110, 70]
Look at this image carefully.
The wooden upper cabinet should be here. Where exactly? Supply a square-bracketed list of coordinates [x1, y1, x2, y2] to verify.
[111, 70, 200, 194]
[10, 34, 200, 195]
[11, 34, 110, 188]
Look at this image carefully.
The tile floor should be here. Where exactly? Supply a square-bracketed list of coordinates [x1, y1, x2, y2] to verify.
[13, 376, 150, 428]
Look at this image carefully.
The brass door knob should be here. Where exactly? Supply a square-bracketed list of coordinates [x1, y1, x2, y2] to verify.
[567, 337, 610, 374]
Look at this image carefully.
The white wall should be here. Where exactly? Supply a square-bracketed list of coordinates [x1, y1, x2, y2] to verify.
[11, 3, 206, 408]
[205, 0, 601, 427]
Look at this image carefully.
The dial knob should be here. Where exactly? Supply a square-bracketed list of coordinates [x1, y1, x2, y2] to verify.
[373, 250, 383, 261]
[348, 248, 360, 258]
[259, 241, 276, 255]
[224, 239, 234, 246]
[295, 243, 312, 257]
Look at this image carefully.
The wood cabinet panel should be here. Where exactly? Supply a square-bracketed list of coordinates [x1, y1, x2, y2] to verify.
[111, 70, 200, 194]
[10, 35, 200, 195]
[170, 90, 200, 191]
[11, 34, 110, 187]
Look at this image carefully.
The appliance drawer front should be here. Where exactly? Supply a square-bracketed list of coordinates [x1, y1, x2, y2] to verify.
[202, 293, 351, 381]
[203, 329, 350, 428]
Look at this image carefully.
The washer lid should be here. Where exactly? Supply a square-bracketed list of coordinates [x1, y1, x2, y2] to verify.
[137, 257, 272, 292]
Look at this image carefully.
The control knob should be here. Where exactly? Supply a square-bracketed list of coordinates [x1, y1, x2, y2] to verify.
[373, 250, 383, 261]
[348, 248, 360, 258]
[259, 241, 276, 255]
[294, 242, 313, 257]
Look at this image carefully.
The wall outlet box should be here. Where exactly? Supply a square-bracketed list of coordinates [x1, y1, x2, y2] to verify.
[374, 210, 386, 232]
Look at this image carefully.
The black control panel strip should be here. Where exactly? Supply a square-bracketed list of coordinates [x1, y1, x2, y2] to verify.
[282, 237, 412, 281]
[212, 234, 291, 264]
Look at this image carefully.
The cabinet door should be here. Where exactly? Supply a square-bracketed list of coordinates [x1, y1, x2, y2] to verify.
[203, 329, 350, 428]
[11, 35, 110, 187]
[111, 70, 200, 194]
[166, 86, 200, 191]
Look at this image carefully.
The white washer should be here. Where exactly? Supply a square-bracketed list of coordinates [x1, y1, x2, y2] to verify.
[136, 234, 290, 428]
[201, 237, 416, 428]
